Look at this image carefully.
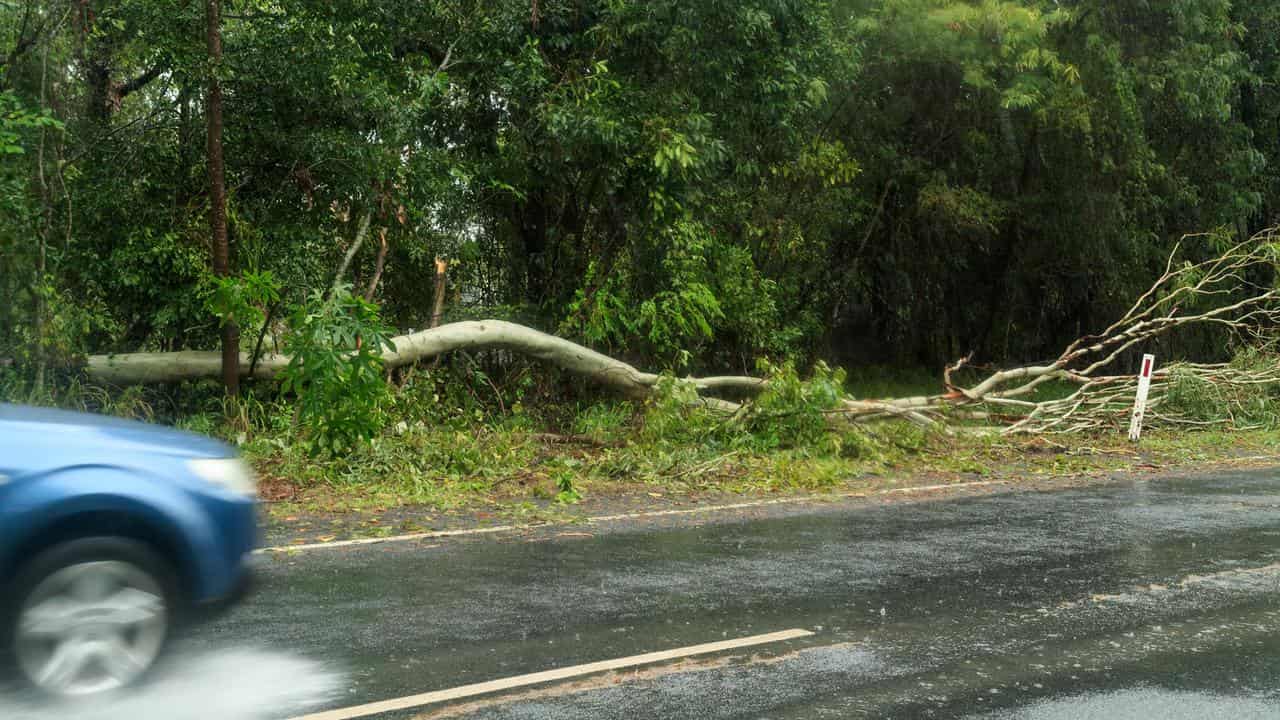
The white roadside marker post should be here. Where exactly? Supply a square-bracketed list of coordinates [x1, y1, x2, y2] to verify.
[1128, 354, 1156, 442]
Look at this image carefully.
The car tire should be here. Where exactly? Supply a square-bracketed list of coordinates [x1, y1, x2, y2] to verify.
[2, 537, 178, 697]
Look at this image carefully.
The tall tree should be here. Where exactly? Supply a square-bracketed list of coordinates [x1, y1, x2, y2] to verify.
[205, 0, 236, 394]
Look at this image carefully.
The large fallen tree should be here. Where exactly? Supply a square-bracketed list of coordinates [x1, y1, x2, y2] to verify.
[86, 319, 761, 399]
[83, 229, 1280, 434]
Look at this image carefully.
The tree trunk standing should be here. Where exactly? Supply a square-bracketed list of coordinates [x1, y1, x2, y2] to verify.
[206, 0, 238, 396]
[33, 32, 52, 392]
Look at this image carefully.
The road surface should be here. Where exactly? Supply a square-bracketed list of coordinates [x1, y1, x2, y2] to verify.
[7, 468, 1280, 719]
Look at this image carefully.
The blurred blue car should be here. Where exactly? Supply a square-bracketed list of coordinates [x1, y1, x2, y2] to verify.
[0, 404, 258, 696]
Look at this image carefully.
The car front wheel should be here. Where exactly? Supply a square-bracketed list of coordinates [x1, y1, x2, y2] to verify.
[6, 538, 175, 697]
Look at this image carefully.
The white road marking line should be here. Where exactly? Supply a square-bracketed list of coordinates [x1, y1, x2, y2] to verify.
[286, 628, 815, 720]
[259, 525, 516, 553]
[258, 479, 1006, 554]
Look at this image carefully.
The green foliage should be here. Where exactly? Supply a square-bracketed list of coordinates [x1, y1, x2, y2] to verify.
[4, 376, 156, 422]
[0, 88, 61, 381]
[564, 218, 730, 365]
[548, 459, 585, 505]
[389, 359, 538, 430]
[202, 270, 281, 331]
[244, 418, 545, 509]
[1163, 369, 1227, 423]
[571, 402, 634, 442]
[0, 90, 62, 154]
[639, 375, 724, 446]
[746, 360, 847, 455]
[279, 285, 397, 455]
[1162, 351, 1280, 429]
[640, 362, 863, 458]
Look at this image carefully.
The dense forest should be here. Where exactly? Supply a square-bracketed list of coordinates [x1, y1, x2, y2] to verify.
[1, 0, 1278, 393]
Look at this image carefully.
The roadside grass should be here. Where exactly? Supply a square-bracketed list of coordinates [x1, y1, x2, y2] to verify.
[247, 402, 1280, 526]
[10, 367, 1277, 529]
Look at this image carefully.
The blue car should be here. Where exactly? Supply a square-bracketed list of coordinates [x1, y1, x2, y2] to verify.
[0, 404, 258, 696]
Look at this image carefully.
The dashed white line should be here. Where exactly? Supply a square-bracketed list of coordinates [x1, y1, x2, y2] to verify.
[258, 479, 1006, 554]
[286, 628, 815, 720]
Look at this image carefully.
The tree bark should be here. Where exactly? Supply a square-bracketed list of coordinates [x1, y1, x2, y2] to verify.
[364, 228, 389, 301]
[333, 210, 372, 291]
[85, 320, 652, 391]
[430, 257, 448, 328]
[33, 27, 53, 391]
[84, 320, 754, 411]
[206, 0, 238, 395]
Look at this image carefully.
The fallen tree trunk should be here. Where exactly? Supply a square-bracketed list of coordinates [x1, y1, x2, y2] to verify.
[88, 321, 638, 389]
[85, 320, 756, 410]
[82, 228, 1280, 434]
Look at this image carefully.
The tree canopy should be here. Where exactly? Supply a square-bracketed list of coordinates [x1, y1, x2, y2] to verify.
[2, 0, 1277, 383]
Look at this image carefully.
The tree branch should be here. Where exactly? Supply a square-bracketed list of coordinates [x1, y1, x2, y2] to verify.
[332, 210, 373, 291]
[363, 227, 389, 301]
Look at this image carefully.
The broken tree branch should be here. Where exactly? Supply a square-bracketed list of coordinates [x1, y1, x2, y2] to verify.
[76, 228, 1280, 435]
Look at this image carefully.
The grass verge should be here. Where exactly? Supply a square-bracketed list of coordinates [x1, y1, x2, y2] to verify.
[248, 417, 1280, 532]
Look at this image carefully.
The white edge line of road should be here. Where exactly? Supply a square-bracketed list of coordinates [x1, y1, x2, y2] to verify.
[286, 628, 815, 720]
[257, 479, 1007, 554]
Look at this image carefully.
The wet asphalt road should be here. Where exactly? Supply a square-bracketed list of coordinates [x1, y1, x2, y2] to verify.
[14, 468, 1280, 719]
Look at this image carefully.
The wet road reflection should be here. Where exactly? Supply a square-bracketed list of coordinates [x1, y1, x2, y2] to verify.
[0, 648, 342, 720]
[972, 689, 1280, 719]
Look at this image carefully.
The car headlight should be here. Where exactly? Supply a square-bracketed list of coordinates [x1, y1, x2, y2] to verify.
[187, 458, 258, 497]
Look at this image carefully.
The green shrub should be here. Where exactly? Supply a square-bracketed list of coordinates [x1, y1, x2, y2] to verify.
[280, 285, 396, 455]
[640, 374, 725, 446]
[0, 366, 21, 402]
[640, 361, 861, 457]
[1161, 350, 1280, 429]
[745, 360, 846, 455]
[1162, 368, 1225, 423]
[548, 458, 585, 504]
[201, 270, 281, 334]
[572, 401, 635, 441]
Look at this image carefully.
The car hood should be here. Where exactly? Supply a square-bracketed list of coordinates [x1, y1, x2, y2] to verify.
[0, 403, 233, 461]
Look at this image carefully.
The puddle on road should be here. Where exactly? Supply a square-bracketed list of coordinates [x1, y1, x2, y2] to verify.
[973, 688, 1280, 719]
[0, 648, 344, 720]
